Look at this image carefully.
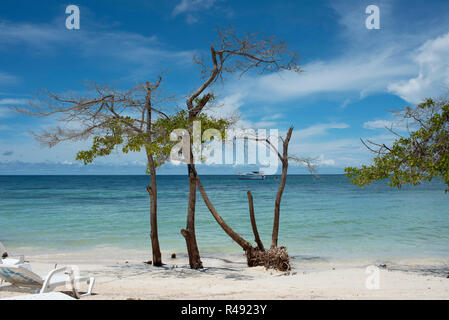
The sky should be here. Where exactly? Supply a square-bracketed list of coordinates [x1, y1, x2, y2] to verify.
[1, 0, 449, 174]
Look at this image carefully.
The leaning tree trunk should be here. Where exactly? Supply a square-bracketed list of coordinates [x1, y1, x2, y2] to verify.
[180, 155, 203, 269]
[194, 169, 259, 264]
[196, 174, 290, 270]
[197, 177, 253, 250]
[146, 151, 162, 266]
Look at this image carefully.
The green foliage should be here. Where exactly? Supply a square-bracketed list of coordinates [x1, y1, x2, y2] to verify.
[345, 98, 449, 191]
[76, 108, 231, 173]
[76, 117, 138, 164]
[150, 109, 231, 168]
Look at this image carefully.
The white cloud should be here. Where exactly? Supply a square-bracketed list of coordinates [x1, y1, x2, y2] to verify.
[261, 113, 283, 121]
[284, 123, 354, 169]
[131, 160, 146, 166]
[250, 53, 415, 102]
[0, 98, 29, 105]
[0, 136, 148, 166]
[172, 0, 216, 17]
[318, 155, 335, 167]
[293, 123, 349, 140]
[286, 129, 403, 169]
[214, 51, 416, 128]
[206, 93, 247, 125]
[214, 1, 449, 107]
[388, 32, 449, 104]
[185, 14, 198, 24]
[363, 120, 393, 130]
[208, 94, 288, 129]
[0, 22, 194, 79]
[0, 98, 35, 118]
[289, 137, 364, 168]
[0, 72, 18, 84]
[363, 116, 418, 133]
[171, 0, 231, 24]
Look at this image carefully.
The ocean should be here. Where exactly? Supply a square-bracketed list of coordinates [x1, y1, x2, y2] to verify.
[1, 175, 448, 261]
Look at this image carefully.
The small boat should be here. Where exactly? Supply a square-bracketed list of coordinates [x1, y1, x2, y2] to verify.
[237, 171, 265, 180]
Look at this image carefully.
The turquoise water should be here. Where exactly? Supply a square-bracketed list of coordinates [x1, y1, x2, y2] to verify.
[1, 175, 448, 260]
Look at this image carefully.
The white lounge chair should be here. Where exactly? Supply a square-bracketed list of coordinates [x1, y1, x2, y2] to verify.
[2, 292, 77, 300]
[0, 242, 24, 265]
[0, 265, 95, 299]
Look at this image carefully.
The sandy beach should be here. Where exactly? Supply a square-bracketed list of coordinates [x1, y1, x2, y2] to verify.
[1, 247, 448, 300]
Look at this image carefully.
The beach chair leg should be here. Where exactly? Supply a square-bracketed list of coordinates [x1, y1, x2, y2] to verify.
[68, 270, 80, 299]
[80, 277, 95, 297]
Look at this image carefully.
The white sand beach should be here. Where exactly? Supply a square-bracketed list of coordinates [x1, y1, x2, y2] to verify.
[1, 247, 448, 300]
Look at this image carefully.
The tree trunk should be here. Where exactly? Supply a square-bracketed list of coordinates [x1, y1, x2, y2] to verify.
[181, 163, 203, 269]
[196, 175, 253, 251]
[144, 82, 162, 267]
[195, 167, 290, 270]
[196, 176, 263, 266]
[271, 160, 288, 248]
[146, 152, 162, 266]
[247, 190, 264, 251]
[271, 127, 293, 249]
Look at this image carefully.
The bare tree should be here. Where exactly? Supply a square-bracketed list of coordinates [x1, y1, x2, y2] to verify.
[269, 127, 316, 248]
[180, 26, 302, 269]
[194, 127, 315, 271]
[15, 78, 172, 267]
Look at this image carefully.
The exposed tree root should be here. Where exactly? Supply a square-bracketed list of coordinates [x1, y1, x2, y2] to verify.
[246, 246, 291, 272]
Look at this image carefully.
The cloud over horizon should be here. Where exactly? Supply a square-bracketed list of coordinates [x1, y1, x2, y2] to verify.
[388, 32, 449, 104]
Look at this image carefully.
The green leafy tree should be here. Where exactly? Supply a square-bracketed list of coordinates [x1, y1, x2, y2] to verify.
[18, 79, 169, 266]
[76, 109, 229, 169]
[345, 98, 449, 191]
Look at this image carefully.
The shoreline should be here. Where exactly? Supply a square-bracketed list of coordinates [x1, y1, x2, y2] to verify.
[1, 247, 448, 300]
[8, 245, 449, 269]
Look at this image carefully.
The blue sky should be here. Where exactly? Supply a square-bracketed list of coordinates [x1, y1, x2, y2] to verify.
[1, 0, 449, 174]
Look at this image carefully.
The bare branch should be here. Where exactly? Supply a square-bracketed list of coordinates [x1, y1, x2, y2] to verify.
[187, 26, 302, 117]
[15, 78, 174, 148]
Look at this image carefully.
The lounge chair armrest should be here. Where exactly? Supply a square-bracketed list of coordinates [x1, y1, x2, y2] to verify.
[8, 254, 25, 263]
[40, 266, 68, 294]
